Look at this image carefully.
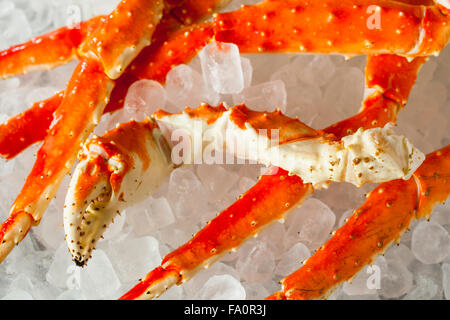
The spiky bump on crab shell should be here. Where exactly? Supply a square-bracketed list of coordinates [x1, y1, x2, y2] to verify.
[64, 120, 173, 266]
[154, 104, 425, 188]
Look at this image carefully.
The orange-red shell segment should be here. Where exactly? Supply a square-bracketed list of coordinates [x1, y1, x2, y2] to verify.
[121, 167, 313, 299]
[214, 0, 450, 56]
[269, 144, 450, 300]
[78, 0, 164, 79]
[10, 61, 114, 222]
[0, 91, 64, 160]
[270, 177, 418, 300]
[0, 16, 102, 79]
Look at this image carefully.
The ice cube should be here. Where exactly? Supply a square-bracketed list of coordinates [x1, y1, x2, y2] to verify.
[385, 244, 415, 267]
[343, 264, 380, 296]
[270, 63, 298, 89]
[379, 257, 413, 299]
[196, 164, 240, 202]
[102, 210, 127, 240]
[298, 55, 336, 87]
[183, 262, 241, 299]
[33, 201, 65, 250]
[258, 222, 287, 260]
[241, 57, 253, 88]
[0, 1, 14, 18]
[235, 240, 275, 284]
[285, 198, 336, 250]
[105, 236, 161, 284]
[127, 197, 175, 236]
[411, 220, 450, 264]
[238, 176, 257, 194]
[195, 275, 246, 300]
[52, 0, 93, 29]
[166, 64, 206, 110]
[124, 80, 167, 122]
[233, 80, 287, 113]
[200, 41, 244, 94]
[167, 168, 208, 219]
[0, 9, 31, 48]
[46, 242, 75, 289]
[17, 0, 54, 35]
[56, 289, 87, 300]
[323, 67, 364, 118]
[404, 261, 443, 300]
[275, 242, 311, 277]
[243, 283, 270, 300]
[1, 289, 33, 300]
[79, 250, 121, 300]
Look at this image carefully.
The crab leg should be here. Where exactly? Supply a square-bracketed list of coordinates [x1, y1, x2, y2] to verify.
[325, 55, 427, 138]
[214, 0, 450, 56]
[268, 145, 450, 300]
[120, 53, 427, 299]
[0, 0, 166, 263]
[0, 92, 64, 160]
[64, 120, 173, 266]
[0, 17, 103, 80]
[119, 167, 313, 300]
[0, 60, 114, 262]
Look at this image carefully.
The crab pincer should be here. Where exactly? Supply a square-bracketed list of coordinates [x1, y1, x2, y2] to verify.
[64, 120, 173, 267]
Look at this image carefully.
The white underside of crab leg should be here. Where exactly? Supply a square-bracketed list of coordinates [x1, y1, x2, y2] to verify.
[155, 105, 424, 188]
[64, 121, 173, 266]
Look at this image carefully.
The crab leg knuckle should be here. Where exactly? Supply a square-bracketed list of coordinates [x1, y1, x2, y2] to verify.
[78, 0, 165, 80]
[156, 104, 425, 187]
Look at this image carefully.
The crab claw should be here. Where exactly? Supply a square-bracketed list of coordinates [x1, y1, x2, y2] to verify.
[64, 120, 173, 266]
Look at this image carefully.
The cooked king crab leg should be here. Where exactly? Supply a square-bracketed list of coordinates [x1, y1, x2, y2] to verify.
[268, 144, 450, 300]
[119, 52, 427, 299]
[0, 0, 165, 263]
[0, 16, 103, 80]
[155, 104, 424, 187]
[0, 0, 228, 81]
[214, 0, 450, 56]
[0, 60, 115, 262]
